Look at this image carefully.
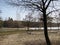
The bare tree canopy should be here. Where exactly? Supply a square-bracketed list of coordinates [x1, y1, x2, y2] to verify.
[6, 0, 60, 15]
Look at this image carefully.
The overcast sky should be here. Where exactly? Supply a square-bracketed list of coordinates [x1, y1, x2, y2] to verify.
[0, 0, 60, 21]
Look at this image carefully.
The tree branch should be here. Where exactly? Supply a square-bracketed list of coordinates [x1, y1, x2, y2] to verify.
[22, 1, 43, 12]
[45, 0, 52, 10]
[45, 0, 48, 4]
[32, 3, 43, 12]
[47, 9, 60, 16]
[7, 0, 43, 12]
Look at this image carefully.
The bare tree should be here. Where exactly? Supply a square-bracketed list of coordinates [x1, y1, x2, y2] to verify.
[55, 14, 60, 31]
[6, 0, 59, 45]
[47, 16, 53, 29]
[23, 12, 33, 33]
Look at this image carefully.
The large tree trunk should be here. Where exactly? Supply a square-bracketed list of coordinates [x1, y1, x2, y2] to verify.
[43, 10, 51, 45]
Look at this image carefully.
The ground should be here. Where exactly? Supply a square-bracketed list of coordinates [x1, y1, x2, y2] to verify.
[0, 28, 60, 45]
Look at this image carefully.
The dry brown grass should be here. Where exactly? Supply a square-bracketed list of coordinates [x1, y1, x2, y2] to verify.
[0, 30, 60, 45]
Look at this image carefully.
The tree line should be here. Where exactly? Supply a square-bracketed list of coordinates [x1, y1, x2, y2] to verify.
[0, 17, 60, 28]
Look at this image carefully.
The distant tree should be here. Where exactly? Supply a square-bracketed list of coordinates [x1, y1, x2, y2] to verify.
[7, 17, 13, 28]
[13, 21, 19, 28]
[4, 17, 14, 28]
[47, 16, 53, 23]
[3, 20, 7, 27]
[58, 13, 60, 30]
[0, 10, 3, 28]
[54, 14, 60, 30]
[0, 17, 3, 28]
[23, 13, 33, 31]
[38, 13, 43, 28]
